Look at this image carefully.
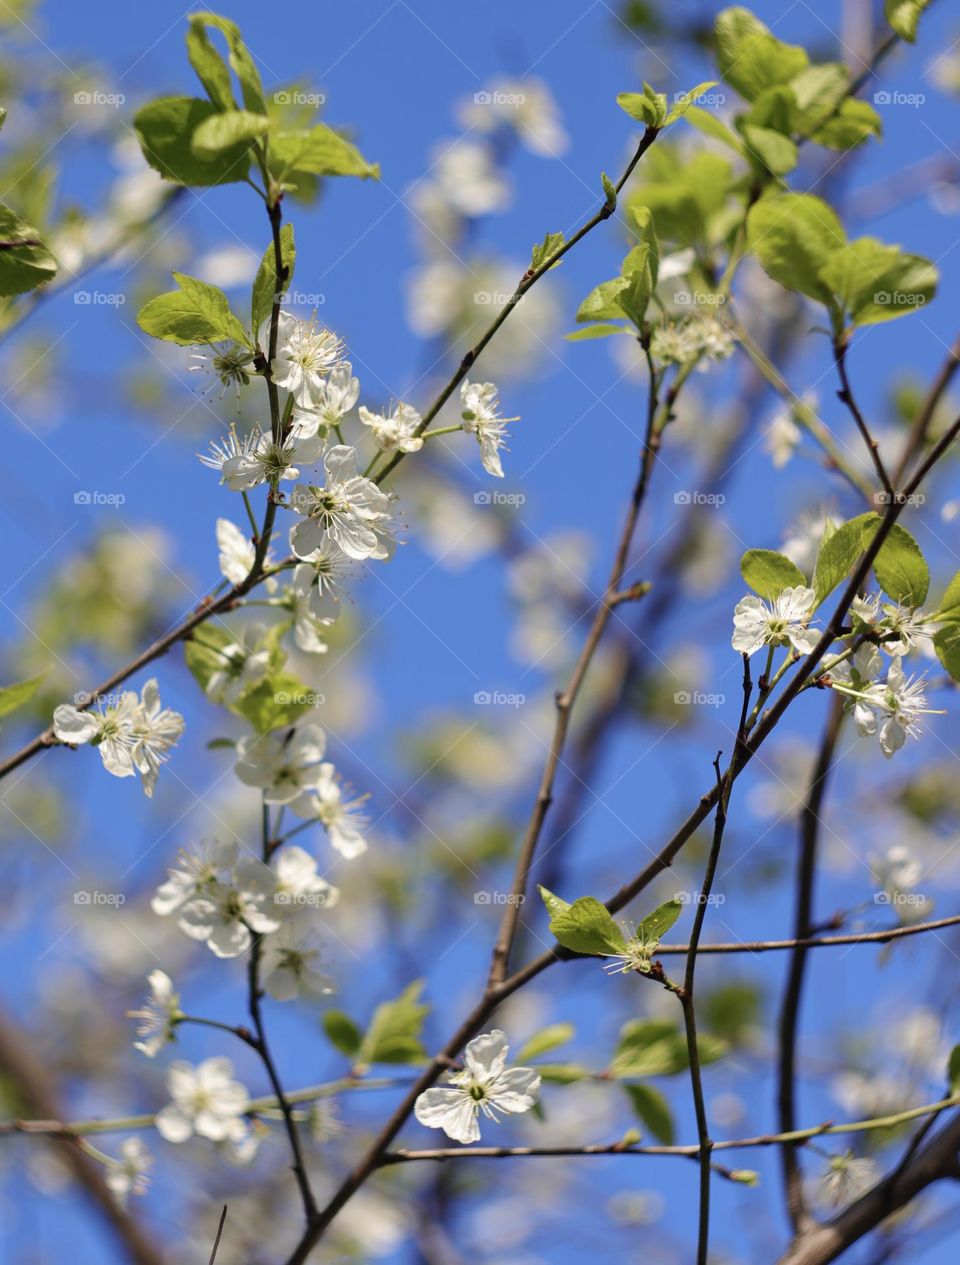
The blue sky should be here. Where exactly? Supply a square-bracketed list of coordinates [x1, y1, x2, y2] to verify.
[3, 2, 960, 1263]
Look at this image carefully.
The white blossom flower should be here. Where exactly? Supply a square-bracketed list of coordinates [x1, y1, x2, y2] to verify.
[292, 539, 354, 623]
[430, 140, 510, 218]
[877, 602, 940, 658]
[292, 361, 360, 437]
[358, 402, 424, 454]
[273, 844, 340, 915]
[820, 1152, 879, 1207]
[765, 408, 801, 469]
[460, 380, 516, 479]
[234, 722, 328, 815]
[220, 427, 325, 492]
[216, 518, 258, 586]
[105, 1138, 152, 1205]
[261, 923, 337, 1002]
[414, 1030, 540, 1144]
[731, 587, 819, 657]
[268, 311, 344, 409]
[311, 762, 369, 858]
[651, 316, 735, 369]
[206, 625, 272, 706]
[827, 644, 882, 737]
[458, 77, 568, 158]
[155, 1057, 249, 1143]
[289, 445, 395, 561]
[152, 840, 239, 917]
[53, 678, 184, 796]
[128, 970, 182, 1057]
[188, 342, 254, 396]
[198, 426, 260, 479]
[177, 857, 281, 958]
[870, 844, 930, 920]
[835, 659, 944, 758]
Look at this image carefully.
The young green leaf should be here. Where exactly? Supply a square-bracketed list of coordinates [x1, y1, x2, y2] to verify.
[190, 108, 270, 157]
[714, 8, 808, 103]
[185, 15, 234, 110]
[323, 1010, 363, 1058]
[530, 230, 565, 273]
[189, 11, 268, 114]
[610, 1018, 727, 1078]
[636, 897, 683, 944]
[234, 672, 314, 734]
[517, 1023, 576, 1062]
[357, 981, 429, 1066]
[873, 523, 929, 606]
[0, 672, 46, 721]
[251, 223, 296, 332]
[885, 0, 931, 42]
[819, 237, 937, 325]
[0, 204, 56, 296]
[812, 512, 879, 604]
[269, 124, 379, 180]
[601, 171, 617, 211]
[810, 98, 881, 150]
[664, 81, 719, 126]
[624, 1083, 675, 1143]
[138, 271, 248, 346]
[740, 549, 808, 599]
[538, 884, 571, 920]
[548, 896, 627, 956]
[746, 192, 846, 306]
[616, 82, 667, 128]
[134, 96, 252, 186]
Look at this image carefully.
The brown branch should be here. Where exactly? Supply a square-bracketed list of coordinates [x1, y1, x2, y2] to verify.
[834, 338, 894, 499]
[778, 693, 846, 1234]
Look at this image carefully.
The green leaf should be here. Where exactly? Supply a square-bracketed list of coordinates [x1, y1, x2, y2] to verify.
[134, 96, 252, 186]
[664, 81, 719, 126]
[885, 0, 931, 42]
[601, 171, 617, 211]
[714, 7, 808, 103]
[269, 123, 379, 180]
[358, 981, 429, 1066]
[740, 549, 808, 599]
[683, 106, 748, 157]
[0, 203, 56, 296]
[949, 1044, 960, 1094]
[610, 1018, 727, 1078]
[0, 672, 46, 720]
[189, 11, 267, 114]
[738, 123, 798, 175]
[535, 1063, 590, 1084]
[538, 884, 571, 920]
[234, 671, 315, 734]
[138, 271, 248, 346]
[935, 570, 960, 626]
[810, 97, 881, 150]
[251, 223, 295, 332]
[530, 230, 565, 273]
[565, 323, 631, 341]
[812, 512, 879, 604]
[575, 277, 630, 324]
[186, 14, 234, 110]
[548, 896, 626, 956]
[624, 1083, 674, 1143]
[323, 1010, 363, 1058]
[787, 62, 850, 135]
[616, 82, 667, 127]
[183, 623, 236, 694]
[191, 108, 270, 156]
[746, 192, 846, 306]
[636, 897, 683, 944]
[873, 523, 929, 606]
[518, 1023, 576, 1062]
[933, 625, 960, 684]
[820, 237, 937, 325]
